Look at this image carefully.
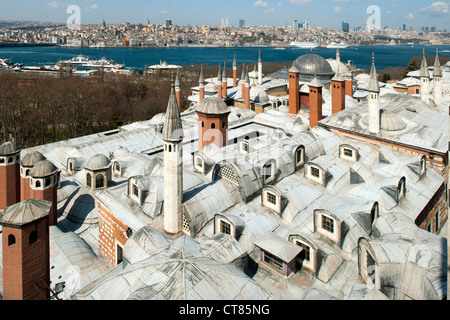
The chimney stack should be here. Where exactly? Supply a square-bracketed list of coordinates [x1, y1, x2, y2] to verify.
[308, 75, 323, 129]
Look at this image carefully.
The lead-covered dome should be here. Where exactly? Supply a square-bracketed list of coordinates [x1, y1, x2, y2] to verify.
[0, 141, 19, 156]
[195, 96, 231, 115]
[85, 154, 111, 171]
[21, 151, 46, 167]
[294, 53, 335, 83]
[30, 160, 58, 177]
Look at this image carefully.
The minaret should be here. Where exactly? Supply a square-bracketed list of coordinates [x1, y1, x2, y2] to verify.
[175, 70, 181, 111]
[162, 75, 184, 235]
[222, 62, 228, 99]
[245, 68, 251, 110]
[368, 53, 381, 135]
[233, 54, 237, 87]
[288, 61, 300, 115]
[420, 49, 430, 105]
[331, 66, 346, 115]
[433, 48, 442, 106]
[309, 75, 323, 129]
[0, 199, 52, 300]
[336, 46, 341, 64]
[217, 65, 223, 99]
[258, 50, 263, 85]
[0, 141, 21, 211]
[199, 65, 205, 103]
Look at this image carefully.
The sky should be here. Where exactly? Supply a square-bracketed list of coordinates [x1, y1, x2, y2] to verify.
[0, 0, 449, 30]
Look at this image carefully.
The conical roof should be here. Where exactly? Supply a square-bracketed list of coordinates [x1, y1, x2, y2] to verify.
[368, 53, 380, 93]
[195, 96, 231, 115]
[162, 78, 184, 142]
[420, 49, 429, 78]
[289, 61, 299, 74]
[0, 199, 52, 227]
[309, 74, 323, 88]
[433, 49, 442, 78]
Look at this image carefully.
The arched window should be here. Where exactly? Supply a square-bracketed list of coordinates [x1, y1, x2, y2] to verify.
[211, 123, 216, 129]
[168, 145, 172, 153]
[8, 157, 13, 163]
[29, 231, 38, 245]
[201, 121, 205, 128]
[95, 174, 104, 189]
[295, 145, 305, 167]
[86, 173, 92, 188]
[35, 180, 41, 188]
[8, 234, 16, 246]
[222, 122, 226, 129]
[45, 178, 51, 188]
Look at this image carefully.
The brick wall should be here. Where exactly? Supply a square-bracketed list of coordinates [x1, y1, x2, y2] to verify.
[98, 202, 130, 265]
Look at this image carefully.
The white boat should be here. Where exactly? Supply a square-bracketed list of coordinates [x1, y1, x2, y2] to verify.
[62, 54, 93, 65]
[84, 57, 125, 69]
[326, 42, 349, 49]
[289, 41, 320, 49]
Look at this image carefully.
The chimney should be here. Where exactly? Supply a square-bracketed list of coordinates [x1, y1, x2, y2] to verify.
[345, 72, 353, 98]
[222, 62, 228, 99]
[331, 66, 346, 114]
[199, 65, 205, 103]
[308, 75, 323, 129]
[288, 61, 300, 115]
[217, 65, 223, 99]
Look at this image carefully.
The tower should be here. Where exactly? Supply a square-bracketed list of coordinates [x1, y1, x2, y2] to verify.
[29, 160, 60, 226]
[0, 199, 52, 300]
[245, 68, 251, 110]
[258, 50, 263, 85]
[233, 54, 237, 87]
[20, 151, 46, 203]
[0, 141, 21, 211]
[241, 64, 247, 105]
[331, 66, 346, 115]
[217, 65, 223, 99]
[420, 49, 430, 105]
[175, 70, 181, 111]
[196, 96, 231, 152]
[433, 49, 442, 106]
[222, 62, 228, 99]
[288, 61, 300, 115]
[309, 75, 323, 129]
[162, 76, 184, 235]
[199, 65, 205, 103]
[368, 53, 380, 135]
[336, 47, 341, 64]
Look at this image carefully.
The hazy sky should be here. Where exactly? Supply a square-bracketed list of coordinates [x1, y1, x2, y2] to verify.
[0, 0, 449, 30]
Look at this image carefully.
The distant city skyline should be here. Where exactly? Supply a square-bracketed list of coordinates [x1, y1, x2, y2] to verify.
[0, 0, 449, 30]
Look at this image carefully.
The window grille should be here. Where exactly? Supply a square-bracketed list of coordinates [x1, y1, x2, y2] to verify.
[217, 165, 239, 185]
[263, 251, 284, 273]
[321, 215, 334, 234]
[220, 220, 231, 235]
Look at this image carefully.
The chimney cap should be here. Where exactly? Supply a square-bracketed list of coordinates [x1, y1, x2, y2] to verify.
[0, 199, 52, 228]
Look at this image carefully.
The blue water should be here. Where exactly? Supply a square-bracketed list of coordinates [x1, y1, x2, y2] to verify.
[1, 44, 450, 71]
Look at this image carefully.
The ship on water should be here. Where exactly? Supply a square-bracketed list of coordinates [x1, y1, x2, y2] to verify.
[289, 41, 320, 49]
[326, 42, 350, 49]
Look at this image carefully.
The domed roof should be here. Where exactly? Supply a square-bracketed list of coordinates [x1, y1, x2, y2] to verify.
[204, 81, 218, 93]
[363, 110, 406, 132]
[21, 151, 46, 167]
[30, 160, 58, 177]
[195, 96, 231, 115]
[0, 199, 52, 227]
[85, 154, 111, 171]
[294, 53, 334, 77]
[249, 84, 269, 103]
[0, 141, 19, 156]
[326, 59, 349, 75]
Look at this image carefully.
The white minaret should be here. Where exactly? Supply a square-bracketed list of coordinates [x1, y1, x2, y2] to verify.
[336, 46, 341, 64]
[420, 49, 430, 105]
[162, 75, 184, 235]
[258, 50, 263, 85]
[433, 48, 443, 106]
[368, 53, 380, 135]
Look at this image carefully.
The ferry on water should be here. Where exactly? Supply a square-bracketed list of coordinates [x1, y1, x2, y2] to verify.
[326, 42, 350, 49]
[289, 41, 320, 49]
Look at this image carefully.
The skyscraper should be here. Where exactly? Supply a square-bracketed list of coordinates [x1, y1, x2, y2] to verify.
[342, 21, 350, 33]
[239, 19, 245, 28]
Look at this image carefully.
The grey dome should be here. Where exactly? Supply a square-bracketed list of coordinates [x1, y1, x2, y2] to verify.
[195, 96, 231, 115]
[0, 141, 19, 156]
[363, 110, 406, 132]
[294, 53, 335, 82]
[85, 154, 111, 171]
[0, 199, 52, 227]
[21, 151, 46, 167]
[30, 160, 58, 177]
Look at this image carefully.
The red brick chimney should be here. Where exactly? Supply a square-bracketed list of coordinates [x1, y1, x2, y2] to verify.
[309, 75, 323, 129]
[331, 69, 346, 114]
[0, 142, 21, 211]
[288, 62, 300, 115]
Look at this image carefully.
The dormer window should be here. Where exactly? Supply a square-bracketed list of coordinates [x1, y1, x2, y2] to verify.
[194, 155, 204, 173]
[339, 144, 358, 162]
[220, 220, 231, 235]
[132, 184, 139, 197]
[420, 156, 426, 176]
[239, 140, 249, 154]
[314, 210, 342, 245]
[114, 162, 121, 176]
[305, 163, 327, 186]
[289, 234, 318, 274]
[263, 189, 279, 213]
[398, 177, 406, 201]
[214, 215, 236, 238]
[263, 161, 276, 184]
[295, 145, 305, 168]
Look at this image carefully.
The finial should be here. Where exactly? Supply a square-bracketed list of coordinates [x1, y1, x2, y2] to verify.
[171, 72, 175, 87]
[372, 52, 375, 64]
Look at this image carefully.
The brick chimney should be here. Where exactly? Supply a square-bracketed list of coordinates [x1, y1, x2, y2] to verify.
[0, 142, 21, 211]
[309, 75, 323, 129]
[331, 67, 346, 115]
[288, 62, 300, 115]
